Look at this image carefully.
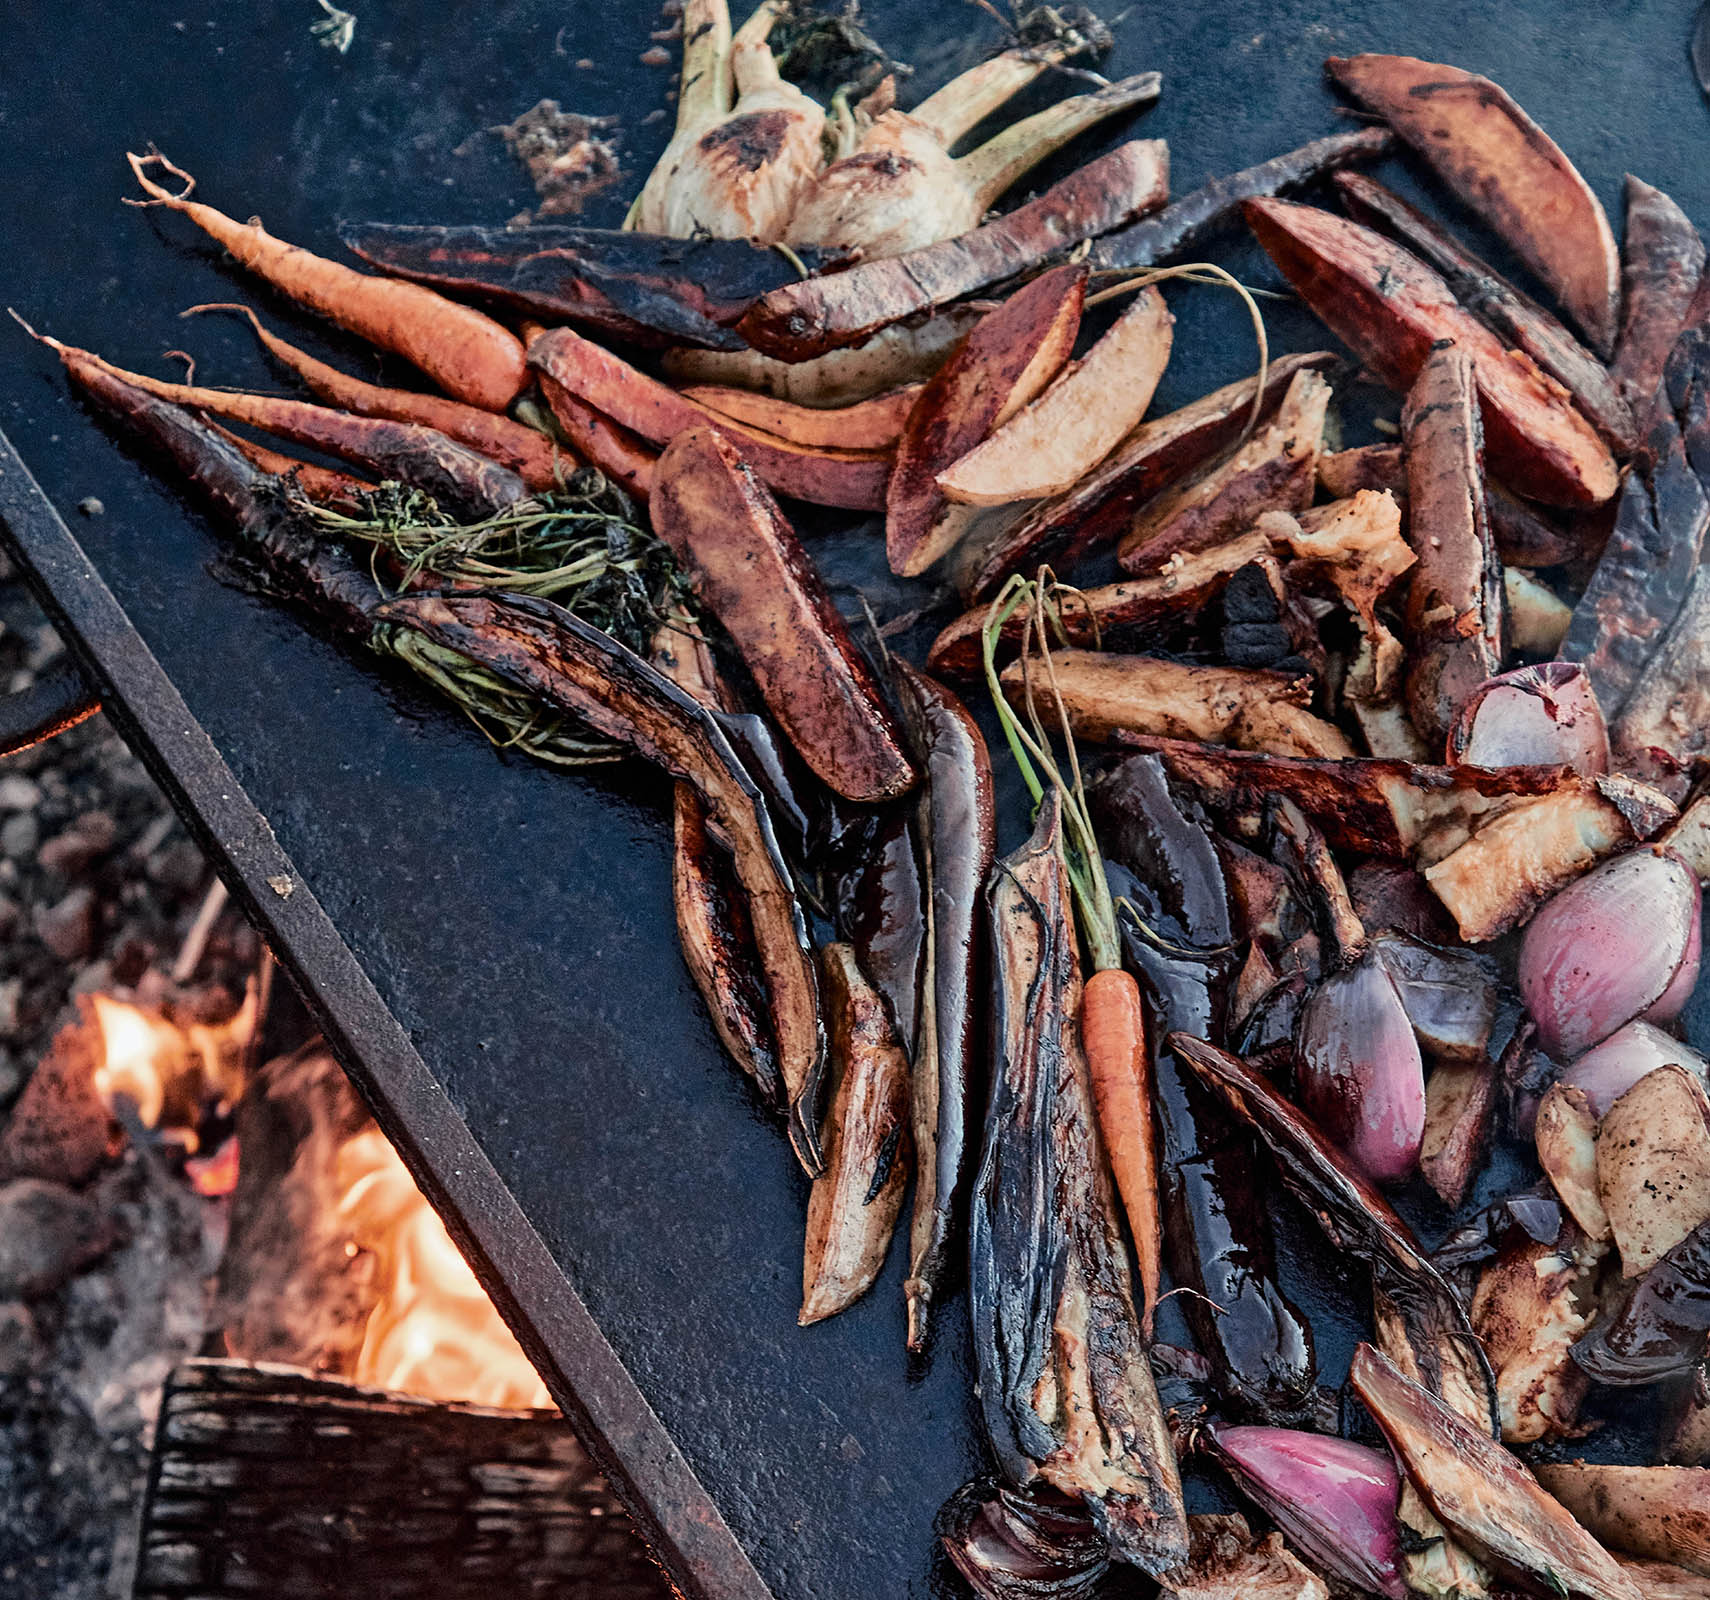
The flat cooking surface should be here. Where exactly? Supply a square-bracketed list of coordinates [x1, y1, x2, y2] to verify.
[3, 3, 1709, 1595]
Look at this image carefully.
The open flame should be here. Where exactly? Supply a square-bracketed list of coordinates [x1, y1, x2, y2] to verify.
[81, 990, 549, 1411]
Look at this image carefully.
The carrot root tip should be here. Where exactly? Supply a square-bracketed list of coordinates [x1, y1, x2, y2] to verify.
[125, 147, 197, 208]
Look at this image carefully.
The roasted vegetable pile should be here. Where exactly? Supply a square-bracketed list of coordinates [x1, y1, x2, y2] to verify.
[29, 12, 1710, 1596]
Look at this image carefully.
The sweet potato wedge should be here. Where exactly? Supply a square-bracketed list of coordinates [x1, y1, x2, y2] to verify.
[1420, 1059, 1497, 1209]
[1117, 368, 1330, 573]
[1325, 53, 1621, 356]
[928, 526, 1274, 680]
[1613, 178, 1708, 427]
[886, 265, 1085, 576]
[652, 427, 915, 803]
[964, 352, 1337, 600]
[1245, 198, 1619, 508]
[1400, 346, 1505, 742]
[528, 327, 889, 511]
[1337, 172, 1635, 452]
[1599, 1064, 1710, 1279]
[998, 651, 1314, 747]
[937, 287, 1173, 506]
[738, 139, 1168, 360]
[1424, 779, 1676, 942]
[1561, 412, 1710, 717]
[676, 382, 918, 451]
[1533, 1464, 1710, 1579]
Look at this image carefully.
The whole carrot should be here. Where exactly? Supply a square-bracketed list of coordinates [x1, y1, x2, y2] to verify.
[187, 303, 569, 490]
[537, 376, 657, 502]
[30, 334, 526, 519]
[983, 574, 1164, 1334]
[206, 421, 372, 510]
[127, 151, 528, 411]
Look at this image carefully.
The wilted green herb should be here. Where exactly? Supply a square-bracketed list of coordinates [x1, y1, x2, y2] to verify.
[312, 0, 357, 53]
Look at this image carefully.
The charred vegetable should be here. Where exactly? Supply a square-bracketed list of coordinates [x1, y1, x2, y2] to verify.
[1533, 1464, 1710, 1580]
[970, 795, 1188, 1571]
[1612, 178, 1707, 427]
[938, 1479, 1111, 1600]
[1575, 1216, 1710, 1386]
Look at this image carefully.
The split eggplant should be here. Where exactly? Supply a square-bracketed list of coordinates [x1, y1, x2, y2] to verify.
[1336, 172, 1636, 451]
[369, 590, 828, 1170]
[1092, 125, 1394, 269]
[1612, 178, 1708, 427]
[965, 353, 1337, 599]
[1091, 757, 1318, 1421]
[971, 796, 1189, 1572]
[651, 426, 915, 803]
[840, 807, 926, 1052]
[1325, 52, 1622, 355]
[1399, 344, 1505, 743]
[1575, 1216, 1710, 1386]
[738, 139, 1169, 360]
[892, 660, 994, 1352]
[799, 944, 911, 1325]
[1611, 566, 1710, 796]
[338, 220, 850, 350]
[1244, 197, 1619, 508]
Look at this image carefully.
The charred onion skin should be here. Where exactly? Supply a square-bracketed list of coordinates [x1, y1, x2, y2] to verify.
[651, 426, 916, 804]
[971, 797, 1188, 1572]
[338, 221, 849, 351]
[738, 139, 1169, 361]
[1091, 757, 1317, 1420]
[370, 590, 830, 1173]
[893, 660, 993, 1353]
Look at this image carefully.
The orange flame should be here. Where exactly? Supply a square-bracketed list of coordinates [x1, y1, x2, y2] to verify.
[336, 1128, 552, 1410]
[88, 986, 257, 1145]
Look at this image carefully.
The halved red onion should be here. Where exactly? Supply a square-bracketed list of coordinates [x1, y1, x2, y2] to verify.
[1518, 847, 1702, 1059]
[1296, 950, 1426, 1185]
[1205, 1425, 1405, 1600]
[1559, 1019, 1710, 1118]
[938, 1480, 1109, 1600]
[1447, 662, 1609, 774]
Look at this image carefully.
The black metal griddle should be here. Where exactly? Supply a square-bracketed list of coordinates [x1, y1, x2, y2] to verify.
[4, 3, 1709, 1596]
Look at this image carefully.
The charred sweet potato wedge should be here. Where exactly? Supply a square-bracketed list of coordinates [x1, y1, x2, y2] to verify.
[1424, 778, 1676, 942]
[652, 427, 915, 803]
[965, 352, 1337, 599]
[1336, 172, 1635, 452]
[529, 327, 890, 511]
[1561, 412, 1710, 717]
[1533, 1464, 1710, 1579]
[1400, 346, 1505, 742]
[1599, 1065, 1710, 1279]
[887, 264, 1085, 576]
[738, 139, 1168, 360]
[1320, 442, 1405, 498]
[937, 287, 1174, 506]
[675, 382, 919, 452]
[1244, 198, 1619, 508]
[1420, 1059, 1496, 1209]
[1613, 178, 1708, 427]
[1325, 53, 1622, 356]
[998, 651, 1321, 748]
[1117, 368, 1330, 573]
[929, 527, 1275, 680]
[799, 944, 911, 1326]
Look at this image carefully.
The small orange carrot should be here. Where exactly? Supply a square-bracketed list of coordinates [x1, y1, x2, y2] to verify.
[186, 303, 569, 491]
[537, 376, 657, 502]
[31, 334, 525, 518]
[206, 421, 372, 509]
[675, 382, 920, 452]
[126, 151, 528, 412]
[1080, 964, 1162, 1333]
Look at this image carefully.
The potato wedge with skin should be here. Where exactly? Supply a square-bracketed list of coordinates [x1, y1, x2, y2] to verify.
[1663, 793, 1710, 883]
[1325, 54, 1621, 356]
[800, 944, 911, 1326]
[1118, 369, 1330, 573]
[677, 381, 920, 451]
[999, 651, 1313, 746]
[1227, 697, 1356, 760]
[1598, 1064, 1710, 1279]
[1471, 1228, 1602, 1443]
[1420, 1059, 1496, 1209]
[652, 428, 916, 803]
[1536, 1083, 1612, 1242]
[1506, 568, 1573, 655]
[965, 352, 1338, 600]
[1401, 346, 1505, 743]
[1245, 199, 1619, 509]
[937, 288, 1174, 506]
[928, 526, 1275, 680]
[887, 264, 1085, 576]
[1613, 178, 1708, 427]
[1534, 1464, 1710, 1580]
[528, 327, 890, 510]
